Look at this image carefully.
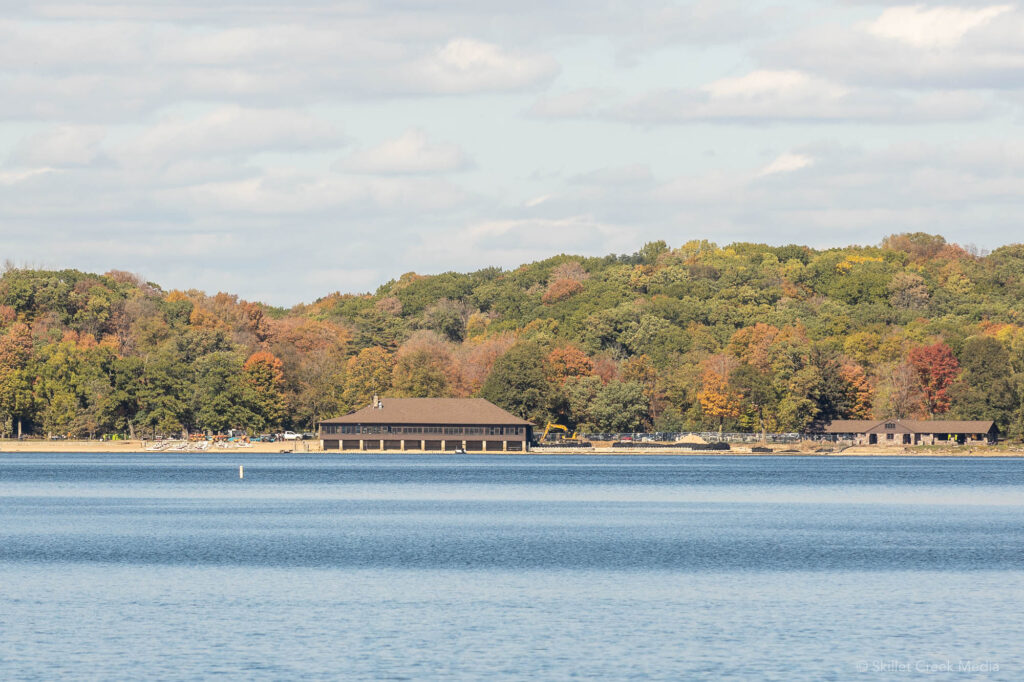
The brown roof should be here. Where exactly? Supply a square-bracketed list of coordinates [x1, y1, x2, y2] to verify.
[898, 420, 996, 433]
[822, 419, 995, 434]
[319, 398, 533, 426]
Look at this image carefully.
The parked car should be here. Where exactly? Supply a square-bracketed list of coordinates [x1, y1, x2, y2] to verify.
[280, 431, 302, 440]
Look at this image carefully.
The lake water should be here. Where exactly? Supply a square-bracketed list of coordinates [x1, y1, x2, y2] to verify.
[2, 454, 1023, 679]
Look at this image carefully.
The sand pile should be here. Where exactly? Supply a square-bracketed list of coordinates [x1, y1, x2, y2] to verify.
[677, 434, 708, 445]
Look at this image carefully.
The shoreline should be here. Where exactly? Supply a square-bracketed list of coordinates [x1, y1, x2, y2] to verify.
[1, 440, 1023, 457]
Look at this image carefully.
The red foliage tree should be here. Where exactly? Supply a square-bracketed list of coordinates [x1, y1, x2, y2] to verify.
[907, 342, 960, 416]
[542, 279, 584, 304]
[545, 345, 594, 384]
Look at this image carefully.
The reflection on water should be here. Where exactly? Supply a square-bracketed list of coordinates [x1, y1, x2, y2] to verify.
[1, 454, 1023, 679]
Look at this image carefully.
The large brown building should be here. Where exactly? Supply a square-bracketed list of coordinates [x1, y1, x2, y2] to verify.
[319, 397, 534, 452]
[821, 419, 998, 446]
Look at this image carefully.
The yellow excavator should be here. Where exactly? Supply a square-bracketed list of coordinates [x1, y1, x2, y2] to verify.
[540, 422, 582, 443]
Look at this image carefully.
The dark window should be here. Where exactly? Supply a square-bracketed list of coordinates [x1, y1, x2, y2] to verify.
[885, 423, 896, 429]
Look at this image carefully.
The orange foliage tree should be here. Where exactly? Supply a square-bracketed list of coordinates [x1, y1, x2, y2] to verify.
[545, 345, 594, 384]
[698, 366, 741, 434]
[244, 351, 286, 430]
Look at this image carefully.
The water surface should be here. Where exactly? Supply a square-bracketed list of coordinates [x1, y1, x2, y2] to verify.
[2, 454, 1022, 679]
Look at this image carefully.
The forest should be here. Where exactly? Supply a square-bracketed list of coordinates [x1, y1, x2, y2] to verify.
[1, 232, 1023, 440]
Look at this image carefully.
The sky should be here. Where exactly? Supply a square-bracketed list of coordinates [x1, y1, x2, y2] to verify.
[2, 1, 1023, 305]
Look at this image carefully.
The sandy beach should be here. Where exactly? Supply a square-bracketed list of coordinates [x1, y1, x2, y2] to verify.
[2, 440, 1023, 456]
[0, 439, 320, 454]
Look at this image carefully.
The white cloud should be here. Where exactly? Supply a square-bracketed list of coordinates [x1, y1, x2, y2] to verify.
[760, 7, 1024, 90]
[339, 129, 470, 175]
[569, 164, 654, 186]
[402, 38, 558, 94]
[420, 215, 640, 268]
[703, 70, 848, 100]
[4, 0, 1024, 306]
[527, 88, 613, 118]
[616, 70, 993, 123]
[758, 153, 814, 176]
[169, 171, 470, 215]
[0, 167, 59, 185]
[865, 4, 1012, 49]
[121, 107, 344, 165]
[8, 125, 106, 167]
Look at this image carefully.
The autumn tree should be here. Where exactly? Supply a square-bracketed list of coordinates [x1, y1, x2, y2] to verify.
[907, 342, 959, 416]
[244, 351, 286, 430]
[698, 366, 741, 434]
[0, 323, 34, 437]
[621, 354, 663, 426]
[342, 347, 395, 410]
[840, 364, 873, 418]
[423, 298, 472, 343]
[545, 345, 594, 384]
[392, 350, 449, 397]
[875, 362, 923, 419]
[730, 363, 777, 440]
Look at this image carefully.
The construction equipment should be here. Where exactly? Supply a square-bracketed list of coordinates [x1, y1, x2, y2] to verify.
[540, 422, 582, 442]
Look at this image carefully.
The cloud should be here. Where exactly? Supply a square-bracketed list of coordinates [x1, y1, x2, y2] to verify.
[7, 125, 107, 167]
[704, 69, 848, 100]
[569, 164, 654, 186]
[419, 215, 641, 269]
[527, 88, 614, 118]
[865, 4, 1012, 49]
[399, 38, 558, 94]
[760, 6, 1024, 90]
[615, 70, 994, 124]
[121, 107, 344, 163]
[338, 129, 471, 175]
[168, 172, 471, 216]
[4, 0, 1024, 307]
[0, 19, 559, 121]
[758, 153, 813, 177]
[0, 167, 59, 185]
[646, 141, 1024, 245]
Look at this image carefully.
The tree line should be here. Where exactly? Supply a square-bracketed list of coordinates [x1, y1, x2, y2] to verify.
[1, 232, 1023, 439]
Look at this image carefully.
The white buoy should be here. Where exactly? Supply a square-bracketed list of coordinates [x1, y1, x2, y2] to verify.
[239, 465, 244, 479]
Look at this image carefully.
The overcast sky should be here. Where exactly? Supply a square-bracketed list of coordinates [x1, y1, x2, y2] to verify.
[2, 1, 1023, 305]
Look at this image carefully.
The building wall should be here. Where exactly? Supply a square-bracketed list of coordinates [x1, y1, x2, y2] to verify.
[320, 422, 530, 452]
[321, 423, 528, 440]
[847, 432, 991, 446]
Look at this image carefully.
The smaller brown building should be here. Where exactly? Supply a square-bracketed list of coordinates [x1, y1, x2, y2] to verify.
[821, 419, 997, 446]
[319, 397, 533, 452]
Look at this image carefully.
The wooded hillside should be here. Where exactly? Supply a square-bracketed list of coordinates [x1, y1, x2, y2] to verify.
[2, 233, 1023, 439]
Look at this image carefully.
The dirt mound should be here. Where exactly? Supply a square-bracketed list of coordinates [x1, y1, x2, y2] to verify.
[677, 433, 708, 445]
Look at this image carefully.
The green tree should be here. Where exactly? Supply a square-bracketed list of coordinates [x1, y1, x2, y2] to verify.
[193, 351, 261, 434]
[342, 347, 395, 410]
[950, 336, 1018, 433]
[590, 380, 649, 432]
[481, 341, 550, 424]
[730, 363, 777, 440]
[392, 349, 449, 397]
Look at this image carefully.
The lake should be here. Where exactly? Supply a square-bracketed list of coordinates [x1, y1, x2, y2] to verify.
[1, 453, 1022, 679]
